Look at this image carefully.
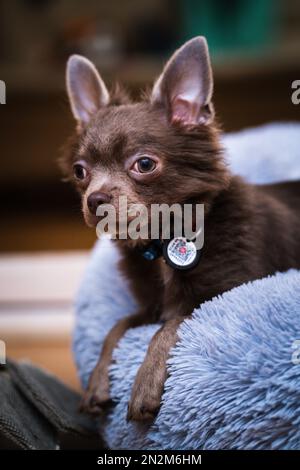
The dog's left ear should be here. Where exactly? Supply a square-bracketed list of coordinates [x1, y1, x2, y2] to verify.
[151, 36, 214, 126]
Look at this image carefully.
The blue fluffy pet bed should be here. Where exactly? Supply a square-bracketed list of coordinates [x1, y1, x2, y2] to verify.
[74, 123, 300, 450]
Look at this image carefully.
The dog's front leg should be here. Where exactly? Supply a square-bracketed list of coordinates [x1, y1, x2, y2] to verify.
[127, 317, 184, 422]
[81, 311, 151, 415]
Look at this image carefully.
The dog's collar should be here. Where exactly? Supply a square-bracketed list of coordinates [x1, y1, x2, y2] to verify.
[139, 199, 202, 270]
[140, 239, 163, 261]
[140, 237, 201, 271]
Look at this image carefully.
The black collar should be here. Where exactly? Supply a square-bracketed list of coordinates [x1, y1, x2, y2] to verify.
[140, 239, 163, 261]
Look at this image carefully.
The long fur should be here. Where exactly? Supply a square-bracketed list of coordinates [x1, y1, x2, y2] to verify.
[74, 236, 300, 449]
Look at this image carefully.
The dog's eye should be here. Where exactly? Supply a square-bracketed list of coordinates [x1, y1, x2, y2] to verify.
[134, 157, 156, 173]
[73, 163, 88, 180]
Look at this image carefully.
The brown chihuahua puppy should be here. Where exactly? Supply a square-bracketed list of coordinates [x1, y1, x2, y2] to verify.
[62, 37, 300, 422]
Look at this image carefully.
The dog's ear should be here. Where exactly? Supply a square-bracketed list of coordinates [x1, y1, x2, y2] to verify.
[151, 37, 214, 126]
[66, 55, 109, 126]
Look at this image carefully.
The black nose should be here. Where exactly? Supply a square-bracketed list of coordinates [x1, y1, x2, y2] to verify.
[87, 191, 111, 215]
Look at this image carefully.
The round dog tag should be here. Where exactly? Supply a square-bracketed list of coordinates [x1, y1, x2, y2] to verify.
[163, 237, 201, 270]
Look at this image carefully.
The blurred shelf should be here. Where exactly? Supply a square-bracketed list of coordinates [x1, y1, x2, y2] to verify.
[0, 251, 89, 303]
[0, 250, 89, 389]
[1, 41, 300, 94]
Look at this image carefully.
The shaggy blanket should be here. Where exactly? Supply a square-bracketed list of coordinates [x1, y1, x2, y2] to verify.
[74, 123, 300, 449]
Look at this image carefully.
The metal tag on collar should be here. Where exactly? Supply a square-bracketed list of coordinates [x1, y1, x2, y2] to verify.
[162, 236, 201, 270]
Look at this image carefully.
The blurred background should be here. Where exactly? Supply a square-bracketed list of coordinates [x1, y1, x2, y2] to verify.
[0, 0, 299, 388]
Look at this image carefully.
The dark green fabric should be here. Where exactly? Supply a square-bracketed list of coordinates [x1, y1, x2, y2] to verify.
[0, 359, 101, 450]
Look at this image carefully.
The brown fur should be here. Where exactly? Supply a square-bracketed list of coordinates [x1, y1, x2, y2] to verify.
[62, 43, 300, 422]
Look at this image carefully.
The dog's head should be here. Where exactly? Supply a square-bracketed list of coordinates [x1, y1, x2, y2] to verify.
[61, 37, 228, 230]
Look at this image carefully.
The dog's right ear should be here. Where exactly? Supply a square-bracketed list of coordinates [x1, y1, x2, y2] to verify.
[66, 55, 109, 127]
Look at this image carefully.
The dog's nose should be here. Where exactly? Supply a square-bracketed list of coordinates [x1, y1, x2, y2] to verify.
[87, 191, 111, 215]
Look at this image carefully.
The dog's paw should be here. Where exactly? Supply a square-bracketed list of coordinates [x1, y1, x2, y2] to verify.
[80, 374, 112, 416]
[126, 380, 162, 422]
[127, 395, 161, 422]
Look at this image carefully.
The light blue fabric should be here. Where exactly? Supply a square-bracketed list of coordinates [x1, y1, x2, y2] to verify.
[224, 122, 300, 184]
[73, 123, 300, 449]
